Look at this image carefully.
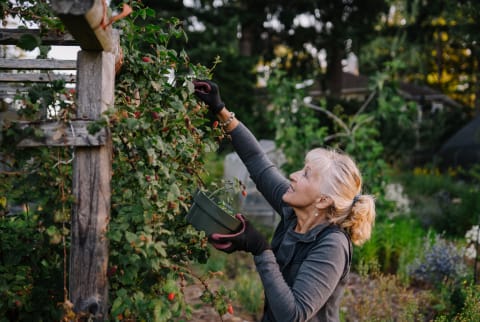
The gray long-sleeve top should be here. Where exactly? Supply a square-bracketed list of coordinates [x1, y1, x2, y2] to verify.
[229, 122, 351, 322]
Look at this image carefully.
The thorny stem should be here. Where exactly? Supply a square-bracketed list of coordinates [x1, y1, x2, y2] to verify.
[474, 225, 479, 284]
[57, 150, 69, 302]
[116, 131, 137, 171]
[173, 264, 229, 320]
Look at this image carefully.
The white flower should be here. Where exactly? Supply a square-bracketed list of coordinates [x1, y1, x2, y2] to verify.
[465, 225, 480, 244]
[464, 244, 477, 260]
[384, 183, 410, 216]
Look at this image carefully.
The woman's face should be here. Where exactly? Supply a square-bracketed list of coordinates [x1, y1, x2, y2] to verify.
[282, 161, 323, 209]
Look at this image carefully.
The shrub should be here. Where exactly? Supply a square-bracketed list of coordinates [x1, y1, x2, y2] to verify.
[407, 235, 468, 289]
[398, 170, 480, 237]
[0, 214, 64, 320]
[434, 283, 480, 322]
[341, 273, 425, 321]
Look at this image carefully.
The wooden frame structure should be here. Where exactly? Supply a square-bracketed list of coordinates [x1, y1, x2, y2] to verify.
[1, 0, 123, 319]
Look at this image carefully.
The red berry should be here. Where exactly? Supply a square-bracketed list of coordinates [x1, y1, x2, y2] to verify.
[213, 121, 219, 128]
[241, 190, 247, 197]
[151, 111, 160, 120]
[227, 304, 234, 314]
[107, 265, 118, 277]
[145, 175, 151, 182]
[167, 292, 175, 301]
[134, 111, 141, 119]
[142, 56, 151, 63]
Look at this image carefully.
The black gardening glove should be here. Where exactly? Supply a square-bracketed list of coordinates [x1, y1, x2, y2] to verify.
[209, 214, 270, 256]
[193, 80, 225, 114]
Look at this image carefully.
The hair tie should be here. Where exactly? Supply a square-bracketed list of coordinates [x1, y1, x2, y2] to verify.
[352, 194, 360, 207]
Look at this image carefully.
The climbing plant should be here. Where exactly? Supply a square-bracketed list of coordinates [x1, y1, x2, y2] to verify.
[0, 1, 234, 320]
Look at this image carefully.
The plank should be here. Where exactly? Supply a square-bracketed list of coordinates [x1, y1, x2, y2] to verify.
[15, 120, 108, 147]
[0, 58, 76, 70]
[0, 85, 25, 96]
[0, 72, 76, 83]
[0, 28, 78, 46]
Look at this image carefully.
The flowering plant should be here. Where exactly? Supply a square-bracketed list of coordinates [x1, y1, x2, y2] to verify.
[464, 225, 480, 260]
[407, 235, 467, 288]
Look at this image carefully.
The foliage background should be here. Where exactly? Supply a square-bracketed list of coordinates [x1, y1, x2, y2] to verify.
[0, 0, 480, 321]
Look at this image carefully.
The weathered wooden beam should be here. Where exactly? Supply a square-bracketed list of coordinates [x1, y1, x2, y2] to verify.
[14, 120, 107, 147]
[69, 50, 114, 320]
[0, 72, 76, 83]
[0, 58, 76, 70]
[51, 0, 115, 52]
[0, 28, 78, 46]
[0, 85, 25, 96]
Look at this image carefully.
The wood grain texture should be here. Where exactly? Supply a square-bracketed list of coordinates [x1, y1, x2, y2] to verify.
[15, 120, 107, 147]
[69, 50, 114, 320]
[0, 58, 76, 70]
[0, 72, 76, 83]
[0, 28, 78, 46]
[51, 0, 114, 52]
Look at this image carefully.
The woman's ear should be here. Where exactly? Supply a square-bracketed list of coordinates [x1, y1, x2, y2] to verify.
[315, 195, 333, 210]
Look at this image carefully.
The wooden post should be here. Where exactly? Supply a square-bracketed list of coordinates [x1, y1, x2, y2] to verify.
[47, 1, 121, 319]
[69, 50, 114, 319]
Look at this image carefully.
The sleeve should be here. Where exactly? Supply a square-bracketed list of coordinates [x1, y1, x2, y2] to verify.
[229, 122, 290, 215]
[253, 232, 350, 321]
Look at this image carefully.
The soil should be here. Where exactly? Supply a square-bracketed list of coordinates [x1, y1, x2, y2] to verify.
[184, 283, 256, 322]
[184, 272, 430, 322]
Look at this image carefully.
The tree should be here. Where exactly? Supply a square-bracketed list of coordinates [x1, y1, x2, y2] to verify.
[136, 1, 391, 135]
[262, 0, 389, 96]
[360, 0, 480, 111]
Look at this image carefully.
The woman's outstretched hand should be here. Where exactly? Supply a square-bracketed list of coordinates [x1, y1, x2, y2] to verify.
[193, 80, 225, 114]
[209, 214, 270, 256]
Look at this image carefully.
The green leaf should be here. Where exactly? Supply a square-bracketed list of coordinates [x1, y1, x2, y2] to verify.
[111, 297, 124, 316]
[153, 242, 167, 257]
[126, 117, 138, 129]
[109, 229, 122, 242]
[125, 231, 137, 243]
[18, 33, 41, 51]
[145, 8, 156, 17]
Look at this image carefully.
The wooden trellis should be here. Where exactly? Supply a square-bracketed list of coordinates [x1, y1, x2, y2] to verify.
[0, 0, 125, 319]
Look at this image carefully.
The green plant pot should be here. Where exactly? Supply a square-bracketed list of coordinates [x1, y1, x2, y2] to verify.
[186, 190, 241, 235]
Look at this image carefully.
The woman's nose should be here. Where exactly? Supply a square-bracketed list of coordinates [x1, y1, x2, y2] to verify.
[289, 171, 299, 181]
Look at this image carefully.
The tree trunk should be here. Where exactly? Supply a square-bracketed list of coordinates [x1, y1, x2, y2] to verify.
[239, 23, 255, 57]
[326, 45, 345, 98]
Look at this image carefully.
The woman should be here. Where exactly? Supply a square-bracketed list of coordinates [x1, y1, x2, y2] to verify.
[193, 80, 375, 322]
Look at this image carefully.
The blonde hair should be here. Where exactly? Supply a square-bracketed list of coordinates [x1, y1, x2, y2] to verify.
[306, 148, 375, 246]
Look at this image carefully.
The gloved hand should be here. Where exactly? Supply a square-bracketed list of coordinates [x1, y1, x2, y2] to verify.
[209, 214, 270, 256]
[193, 80, 225, 114]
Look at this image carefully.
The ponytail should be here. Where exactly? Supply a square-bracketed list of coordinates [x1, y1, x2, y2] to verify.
[340, 194, 376, 246]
